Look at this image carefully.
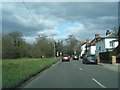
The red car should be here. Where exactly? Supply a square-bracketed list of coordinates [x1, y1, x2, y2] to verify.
[62, 54, 70, 62]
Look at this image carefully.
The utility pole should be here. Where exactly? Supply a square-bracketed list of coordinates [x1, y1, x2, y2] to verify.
[54, 42, 56, 57]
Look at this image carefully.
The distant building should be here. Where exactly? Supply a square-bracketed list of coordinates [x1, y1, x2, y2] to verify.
[80, 39, 90, 56]
[106, 30, 111, 36]
[81, 30, 118, 57]
[80, 42, 86, 56]
[87, 34, 101, 55]
[118, 27, 120, 54]
[114, 26, 120, 54]
[110, 40, 118, 48]
[95, 31, 118, 57]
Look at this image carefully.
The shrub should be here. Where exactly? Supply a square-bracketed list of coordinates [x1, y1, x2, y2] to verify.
[99, 51, 117, 63]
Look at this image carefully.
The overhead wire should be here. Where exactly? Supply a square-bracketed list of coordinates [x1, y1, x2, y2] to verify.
[21, 1, 41, 26]
[21, 1, 70, 42]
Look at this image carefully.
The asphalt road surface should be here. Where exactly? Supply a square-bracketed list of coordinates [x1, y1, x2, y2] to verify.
[22, 59, 118, 88]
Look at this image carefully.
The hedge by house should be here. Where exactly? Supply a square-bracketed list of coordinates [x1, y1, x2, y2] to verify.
[99, 51, 117, 63]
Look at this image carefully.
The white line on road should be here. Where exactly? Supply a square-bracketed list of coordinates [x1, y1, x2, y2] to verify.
[79, 67, 82, 70]
[92, 78, 107, 88]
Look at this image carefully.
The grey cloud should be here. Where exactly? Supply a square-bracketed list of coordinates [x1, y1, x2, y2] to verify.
[2, 2, 118, 43]
[37, 2, 117, 20]
[2, 5, 51, 36]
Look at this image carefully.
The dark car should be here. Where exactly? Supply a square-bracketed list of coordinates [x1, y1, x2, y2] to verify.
[82, 55, 98, 65]
[116, 53, 120, 63]
[62, 54, 70, 62]
[72, 55, 79, 60]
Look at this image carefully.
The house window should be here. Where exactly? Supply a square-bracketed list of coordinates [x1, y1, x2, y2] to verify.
[99, 46, 101, 51]
[110, 42, 113, 47]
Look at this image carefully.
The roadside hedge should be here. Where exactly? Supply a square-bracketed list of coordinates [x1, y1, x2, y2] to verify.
[99, 51, 117, 63]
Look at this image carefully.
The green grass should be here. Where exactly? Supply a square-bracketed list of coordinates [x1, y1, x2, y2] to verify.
[2, 57, 60, 88]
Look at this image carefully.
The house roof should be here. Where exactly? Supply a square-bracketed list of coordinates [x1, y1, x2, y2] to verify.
[87, 37, 101, 46]
[80, 41, 86, 46]
[87, 39, 96, 46]
[106, 33, 118, 38]
[110, 39, 118, 43]
[95, 35, 118, 43]
[85, 32, 118, 46]
[114, 45, 120, 54]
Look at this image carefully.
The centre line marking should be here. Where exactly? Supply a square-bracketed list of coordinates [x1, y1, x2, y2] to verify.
[79, 67, 82, 70]
[92, 78, 107, 88]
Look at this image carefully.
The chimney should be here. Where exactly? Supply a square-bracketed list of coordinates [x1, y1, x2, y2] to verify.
[106, 30, 111, 36]
[86, 39, 89, 43]
[95, 34, 100, 38]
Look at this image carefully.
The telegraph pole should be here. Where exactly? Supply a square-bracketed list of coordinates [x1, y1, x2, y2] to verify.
[54, 42, 56, 57]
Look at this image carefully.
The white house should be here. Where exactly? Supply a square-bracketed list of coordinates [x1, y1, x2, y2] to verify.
[95, 35, 118, 57]
[110, 40, 118, 48]
[88, 45, 96, 55]
[81, 34, 101, 56]
[80, 42, 86, 56]
[87, 42, 96, 55]
[81, 31, 118, 57]
[86, 34, 101, 55]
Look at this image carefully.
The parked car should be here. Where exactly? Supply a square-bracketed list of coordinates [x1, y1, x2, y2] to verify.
[82, 55, 98, 65]
[62, 54, 70, 62]
[81, 53, 89, 59]
[72, 55, 79, 60]
[116, 53, 120, 63]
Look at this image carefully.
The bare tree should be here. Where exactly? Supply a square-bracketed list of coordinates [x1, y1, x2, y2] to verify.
[2, 32, 25, 58]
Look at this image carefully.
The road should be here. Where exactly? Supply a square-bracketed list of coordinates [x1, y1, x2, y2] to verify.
[21, 59, 118, 88]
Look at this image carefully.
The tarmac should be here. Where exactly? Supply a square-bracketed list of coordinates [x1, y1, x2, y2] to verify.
[98, 62, 120, 72]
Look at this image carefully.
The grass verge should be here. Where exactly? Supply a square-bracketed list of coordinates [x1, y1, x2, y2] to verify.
[2, 57, 60, 88]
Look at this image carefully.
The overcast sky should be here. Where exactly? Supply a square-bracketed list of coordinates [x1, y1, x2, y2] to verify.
[2, 2, 118, 43]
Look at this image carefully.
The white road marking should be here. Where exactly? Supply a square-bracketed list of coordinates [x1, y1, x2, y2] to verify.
[79, 67, 82, 70]
[92, 78, 107, 88]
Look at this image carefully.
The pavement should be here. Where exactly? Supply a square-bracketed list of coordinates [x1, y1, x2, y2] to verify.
[98, 62, 120, 72]
[20, 59, 118, 88]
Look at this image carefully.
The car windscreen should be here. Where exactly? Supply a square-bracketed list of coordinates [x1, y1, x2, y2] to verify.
[73, 55, 78, 57]
[63, 55, 69, 57]
[87, 56, 95, 59]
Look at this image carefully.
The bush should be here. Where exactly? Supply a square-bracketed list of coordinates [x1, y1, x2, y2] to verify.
[99, 51, 117, 63]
